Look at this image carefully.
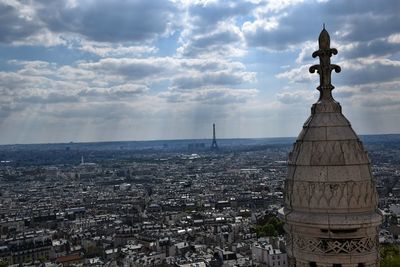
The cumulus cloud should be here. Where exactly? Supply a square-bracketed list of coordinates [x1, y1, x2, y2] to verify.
[278, 56, 400, 87]
[160, 88, 258, 105]
[243, 0, 400, 51]
[19, 92, 80, 104]
[334, 80, 400, 106]
[338, 57, 400, 85]
[172, 71, 255, 90]
[0, 1, 41, 43]
[179, 59, 246, 72]
[178, 25, 245, 57]
[78, 58, 172, 81]
[0, 1, 65, 46]
[78, 84, 149, 100]
[0, 0, 399, 143]
[178, 0, 255, 57]
[77, 40, 157, 57]
[0, 55, 257, 122]
[76, 57, 257, 88]
[187, 0, 256, 29]
[0, 0, 181, 49]
[388, 33, 400, 44]
[276, 64, 316, 83]
[36, 0, 179, 43]
[0, 59, 152, 115]
[339, 38, 400, 60]
[276, 90, 317, 104]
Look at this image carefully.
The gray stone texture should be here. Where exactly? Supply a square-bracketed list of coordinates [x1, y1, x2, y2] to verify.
[280, 28, 381, 267]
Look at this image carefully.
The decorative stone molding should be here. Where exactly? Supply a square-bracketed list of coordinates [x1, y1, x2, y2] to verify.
[292, 235, 376, 254]
[311, 101, 342, 113]
[288, 140, 369, 166]
[285, 180, 377, 210]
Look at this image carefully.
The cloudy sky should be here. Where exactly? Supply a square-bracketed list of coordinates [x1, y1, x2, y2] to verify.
[0, 0, 399, 144]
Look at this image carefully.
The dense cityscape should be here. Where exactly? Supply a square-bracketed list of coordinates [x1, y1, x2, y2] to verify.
[0, 0, 399, 266]
[0, 135, 399, 267]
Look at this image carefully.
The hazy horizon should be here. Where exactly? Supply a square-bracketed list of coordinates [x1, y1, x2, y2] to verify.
[2, 132, 400, 147]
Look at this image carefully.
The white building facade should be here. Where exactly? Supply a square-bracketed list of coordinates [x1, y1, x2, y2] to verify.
[252, 241, 287, 267]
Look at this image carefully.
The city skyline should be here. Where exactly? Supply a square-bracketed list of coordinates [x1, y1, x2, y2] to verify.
[0, 0, 399, 144]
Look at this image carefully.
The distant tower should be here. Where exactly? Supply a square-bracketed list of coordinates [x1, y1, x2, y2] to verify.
[280, 27, 381, 267]
[211, 123, 219, 150]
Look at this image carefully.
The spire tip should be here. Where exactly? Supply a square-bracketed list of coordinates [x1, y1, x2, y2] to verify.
[309, 28, 341, 102]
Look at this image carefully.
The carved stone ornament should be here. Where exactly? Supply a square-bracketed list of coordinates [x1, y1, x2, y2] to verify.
[285, 180, 377, 211]
[292, 235, 377, 255]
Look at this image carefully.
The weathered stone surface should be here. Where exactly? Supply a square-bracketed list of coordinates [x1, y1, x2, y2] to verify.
[327, 165, 363, 182]
[287, 180, 376, 212]
[326, 126, 357, 140]
[310, 141, 345, 165]
[295, 141, 312, 165]
[292, 165, 328, 182]
[342, 140, 370, 165]
[308, 113, 350, 127]
[312, 100, 342, 113]
[280, 28, 381, 267]
[303, 127, 327, 141]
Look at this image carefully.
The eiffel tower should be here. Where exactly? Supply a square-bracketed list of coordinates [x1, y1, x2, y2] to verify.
[210, 123, 218, 150]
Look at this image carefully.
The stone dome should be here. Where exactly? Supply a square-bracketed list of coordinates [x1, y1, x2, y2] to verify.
[285, 98, 378, 214]
[280, 27, 382, 267]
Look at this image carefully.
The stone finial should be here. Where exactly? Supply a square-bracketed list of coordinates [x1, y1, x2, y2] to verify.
[309, 26, 341, 101]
